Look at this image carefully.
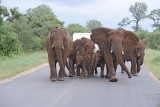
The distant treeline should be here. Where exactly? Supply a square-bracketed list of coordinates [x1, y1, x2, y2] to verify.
[0, 4, 159, 56]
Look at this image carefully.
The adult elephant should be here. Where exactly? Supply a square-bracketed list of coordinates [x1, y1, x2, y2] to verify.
[45, 27, 73, 81]
[107, 30, 132, 78]
[90, 27, 131, 82]
[121, 31, 147, 76]
[90, 27, 117, 82]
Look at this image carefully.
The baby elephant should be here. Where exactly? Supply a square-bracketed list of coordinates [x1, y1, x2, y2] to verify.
[75, 50, 92, 78]
[91, 50, 106, 78]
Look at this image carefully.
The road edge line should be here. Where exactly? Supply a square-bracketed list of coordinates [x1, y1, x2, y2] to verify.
[0, 63, 49, 84]
[144, 65, 160, 84]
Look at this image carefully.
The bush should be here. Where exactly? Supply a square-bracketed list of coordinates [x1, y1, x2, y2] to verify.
[148, 31, 160, 50]
[136, 30, 160, 50]
[0, 22, 22, 56]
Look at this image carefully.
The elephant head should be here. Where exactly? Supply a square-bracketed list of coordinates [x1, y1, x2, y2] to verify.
[50, 27, 66, 50]
[135, 38, 147, 65]
[108, 30, 125, 55]
[108, 30, 131, 78]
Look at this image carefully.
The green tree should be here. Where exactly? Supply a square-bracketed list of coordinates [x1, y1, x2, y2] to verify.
[7, 7, 22, 22]
[118, 2, 148, 31]
[0, 5, 9, 25]
[26, 5, 64, 37]
[86, 19, 102, 31]
[67, 23, 87, 37]
[148, 9, 160, 31]
[0, 22, 22, 55]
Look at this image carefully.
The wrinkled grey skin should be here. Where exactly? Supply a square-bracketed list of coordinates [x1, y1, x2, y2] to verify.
[121, 39, 147, 75]
[108, 30, 132, 78]
[45, 27, 73, 81]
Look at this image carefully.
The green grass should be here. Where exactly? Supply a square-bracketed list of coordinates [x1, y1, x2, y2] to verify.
[0, 51, 47, 80]
[144, 48, 160, 80]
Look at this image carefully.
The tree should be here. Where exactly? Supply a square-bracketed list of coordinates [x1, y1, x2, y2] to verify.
[148, 9, 160, 31]
[118, 2, 148, 31]
[67, 23, 87, 37]
[7, 7, 22, 22]
[25, 5, 64, 37]
[0, 5, 9, 25]
[86, 19, 102, 31]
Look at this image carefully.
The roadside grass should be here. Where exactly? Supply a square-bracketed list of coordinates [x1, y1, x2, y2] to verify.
[0, 51, 47, 80]
[144, 48, 160, 80]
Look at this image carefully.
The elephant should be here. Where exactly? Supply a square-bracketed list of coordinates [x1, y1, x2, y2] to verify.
[75, 50, 92, 78]
[107, 30, 132, 78]
[121, 38, 147, 74]
[68, 39, 85, 77]
[90, 27, 131, 82]
[81, 37, 95, 60]
[45, 27, 73, 81]
[120, 30, 147, 76]
[91, 50, 106, 78]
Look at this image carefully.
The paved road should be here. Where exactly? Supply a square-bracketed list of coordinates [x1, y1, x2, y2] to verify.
[0, 63, 160, 107]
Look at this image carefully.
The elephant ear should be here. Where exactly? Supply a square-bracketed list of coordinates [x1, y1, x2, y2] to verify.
[141, 38, 147, 46]
[123, 30, 139, 52]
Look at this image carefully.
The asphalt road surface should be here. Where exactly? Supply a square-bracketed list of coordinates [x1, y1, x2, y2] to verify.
[0, 63, 160, 107]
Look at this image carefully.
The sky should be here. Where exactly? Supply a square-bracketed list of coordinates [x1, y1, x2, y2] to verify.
[1, 0, 160, 31]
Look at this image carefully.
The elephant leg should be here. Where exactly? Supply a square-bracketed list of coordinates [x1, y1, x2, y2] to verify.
[100, 63, 105, 78]
[48, 57, 57, 81]
[105, 64, 109, 78]
[137, 61, 141, 73]
[76, 66, 80, 76]
[131, 61, 137, 76]
[95, 67, 98, 75]
[81, 63, 86, 79]
[68, 57, 74, 77]
[103, 50, 117, 82]
[62, 53, 68, 77]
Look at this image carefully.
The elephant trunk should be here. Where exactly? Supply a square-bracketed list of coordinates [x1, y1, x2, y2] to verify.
[112, 47, 131, 78]
[54, 44, 65, 75]
[92, 58, 98, 70]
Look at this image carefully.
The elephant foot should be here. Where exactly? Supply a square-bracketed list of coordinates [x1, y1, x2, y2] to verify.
[121, 71, 124, 73]
[58, 76, 65, 81]
[64, 71, 67, 77]
[80, 76, 85, 79]
[109, 76, 118, 82]
[101, 75, 104, 78]
[128, 73, 132, 78]
[76, 73, 80, 76]
[50, 76, 57, 81]
[68, 73, 73, 77]
[105, 75, 108, 78]
[132, 73, 138, 76]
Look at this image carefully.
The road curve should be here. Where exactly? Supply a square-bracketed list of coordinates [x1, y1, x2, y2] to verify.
[0, 63, 160, 107]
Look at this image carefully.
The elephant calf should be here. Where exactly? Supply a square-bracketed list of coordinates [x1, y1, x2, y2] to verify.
[91, 50, 106, 78]
[75, 50, 92, 78]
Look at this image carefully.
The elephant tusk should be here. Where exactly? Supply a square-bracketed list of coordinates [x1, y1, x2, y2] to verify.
[62, 46, 64, 49]
[122, 51, 124, 55]
[110, 49, 113, 53]
[52, 43, 54, 48]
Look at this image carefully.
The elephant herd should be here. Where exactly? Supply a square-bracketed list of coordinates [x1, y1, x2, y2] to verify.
[45, 27, 147, 82]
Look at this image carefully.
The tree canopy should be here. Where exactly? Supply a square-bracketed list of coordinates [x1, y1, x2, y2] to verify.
[86, 19, 102, 31]
[118, 2, 148, 31]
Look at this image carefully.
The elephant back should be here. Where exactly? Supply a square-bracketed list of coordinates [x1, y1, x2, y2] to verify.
[90, 27, 112, 44]
[122, 30, 139, 53]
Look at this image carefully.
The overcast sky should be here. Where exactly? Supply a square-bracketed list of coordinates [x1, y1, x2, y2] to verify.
[1, 0, 160, 31]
